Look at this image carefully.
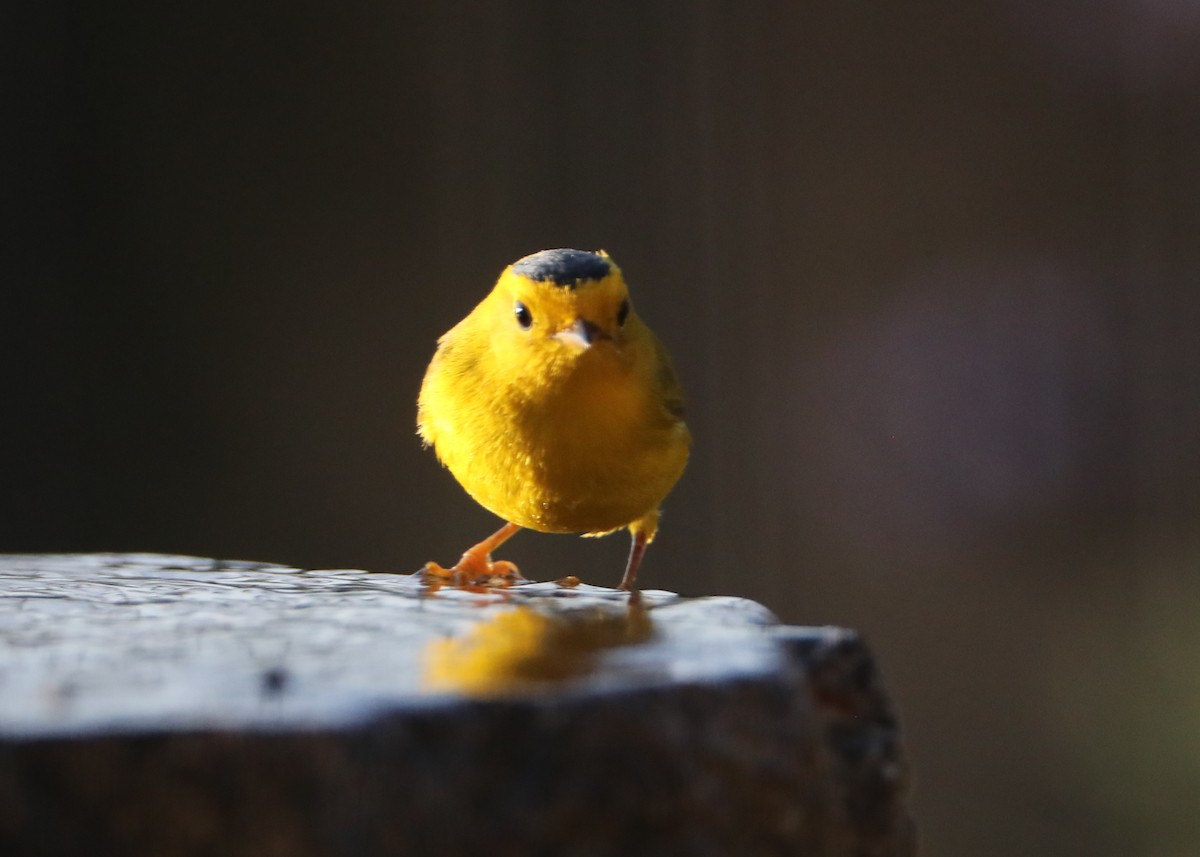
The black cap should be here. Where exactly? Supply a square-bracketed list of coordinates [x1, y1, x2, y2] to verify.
[511, 249, 612, 288]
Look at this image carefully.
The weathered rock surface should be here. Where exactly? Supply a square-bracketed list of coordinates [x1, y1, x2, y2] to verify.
[0, 553, 914, 856]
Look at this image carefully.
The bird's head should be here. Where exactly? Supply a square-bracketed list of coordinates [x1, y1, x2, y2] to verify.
[483, 248, 642, 378]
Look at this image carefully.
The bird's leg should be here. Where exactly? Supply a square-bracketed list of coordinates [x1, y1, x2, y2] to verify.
[422, 522, 526, 587]
[618, 530, 649, 592]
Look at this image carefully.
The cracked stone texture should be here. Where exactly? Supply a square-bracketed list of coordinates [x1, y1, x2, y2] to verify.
[0, 553, 915, 856]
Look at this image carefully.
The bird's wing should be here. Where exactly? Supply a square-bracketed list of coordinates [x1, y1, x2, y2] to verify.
[651, 333, 686, 422]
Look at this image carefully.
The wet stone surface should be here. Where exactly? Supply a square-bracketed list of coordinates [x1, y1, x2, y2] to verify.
[0, 553, 915, 857]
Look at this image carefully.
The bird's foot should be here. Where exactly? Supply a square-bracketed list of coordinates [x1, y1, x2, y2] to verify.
[420, 549, 526, 589]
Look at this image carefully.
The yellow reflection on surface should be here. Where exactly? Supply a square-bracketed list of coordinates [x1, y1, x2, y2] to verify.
[423, 595, 652, 696]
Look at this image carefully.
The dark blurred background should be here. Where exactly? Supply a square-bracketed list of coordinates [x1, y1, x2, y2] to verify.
[5, 2, 1200, 854]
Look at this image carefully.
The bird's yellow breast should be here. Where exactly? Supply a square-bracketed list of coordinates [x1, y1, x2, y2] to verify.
[419, 331, 688, 535]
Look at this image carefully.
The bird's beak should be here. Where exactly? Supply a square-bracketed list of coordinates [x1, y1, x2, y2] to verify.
[554, 318, 609, 350]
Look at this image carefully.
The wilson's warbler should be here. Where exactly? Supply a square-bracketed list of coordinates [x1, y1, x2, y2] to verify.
[417, 248, 690, 590]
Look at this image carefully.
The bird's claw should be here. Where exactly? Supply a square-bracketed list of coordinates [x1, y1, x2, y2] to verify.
[419, 557, 527, 589]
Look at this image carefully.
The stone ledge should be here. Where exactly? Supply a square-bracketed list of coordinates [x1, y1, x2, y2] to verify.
[0, 553, 915, 856]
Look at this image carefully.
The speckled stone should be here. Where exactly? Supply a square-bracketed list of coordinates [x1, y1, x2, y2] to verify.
[0, 553, 914, 856]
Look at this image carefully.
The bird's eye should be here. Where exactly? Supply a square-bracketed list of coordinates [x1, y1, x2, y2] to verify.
[515, 301, 533, 329]
[617, 299, 630, 327]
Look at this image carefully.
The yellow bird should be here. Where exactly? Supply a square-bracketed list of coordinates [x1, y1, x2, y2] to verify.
[417, 249, 690, 590]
